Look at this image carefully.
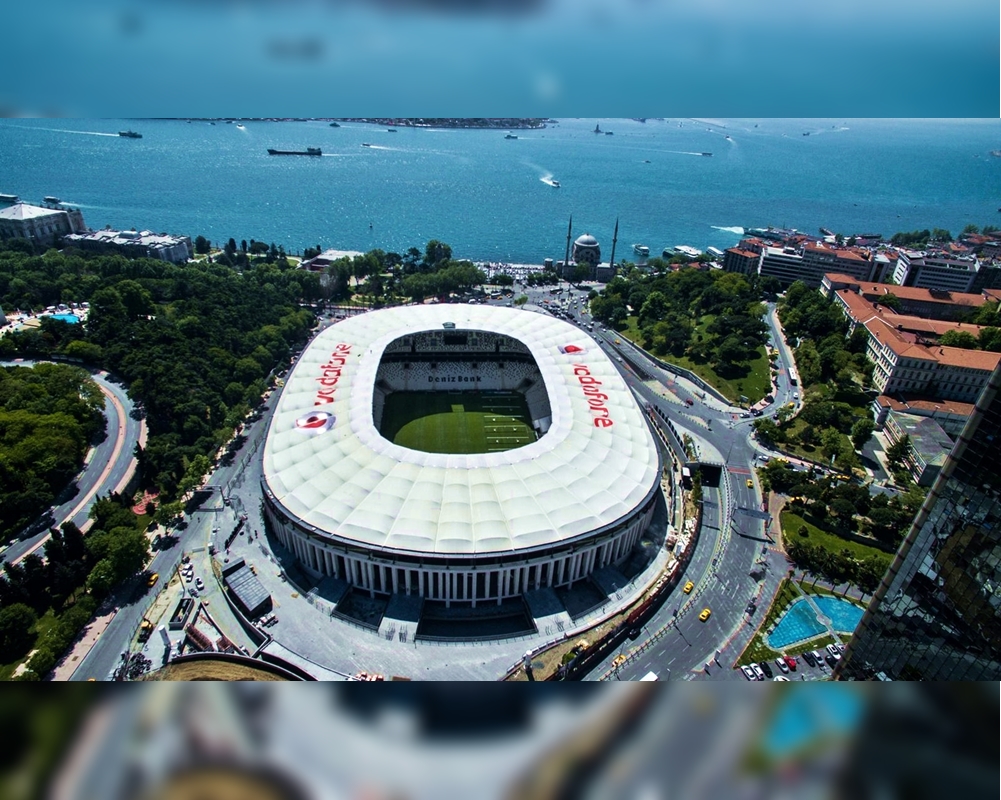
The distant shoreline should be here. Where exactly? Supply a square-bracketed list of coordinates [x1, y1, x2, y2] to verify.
[170, 117, 551, 130]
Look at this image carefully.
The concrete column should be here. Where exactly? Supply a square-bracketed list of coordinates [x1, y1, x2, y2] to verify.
[350, 559, 361, 586]
[418, 570, 425, 597]
[405, 568, 412, 595]
[379, 564, 387, 593]
[445, 572, 452, 608]
[557, 557, 566, 586]
[392, 567, 399, 594]
[365, 561, 375, 597]
[466, 572, 473, 606]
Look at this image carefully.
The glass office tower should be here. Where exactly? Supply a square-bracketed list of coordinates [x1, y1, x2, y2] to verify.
[837, 361, 1001, 680]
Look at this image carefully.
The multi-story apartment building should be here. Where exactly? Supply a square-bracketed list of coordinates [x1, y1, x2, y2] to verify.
[864, 316, 999, 403]
[759, 242, 875, 287]
[822, 273, 994, 321]
[721, 246, 761, 276]
[891, 248, 980, 293]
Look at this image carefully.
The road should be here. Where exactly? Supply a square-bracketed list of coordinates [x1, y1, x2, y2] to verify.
[517, 282, 801, 681]
[1, 361, 143, 565]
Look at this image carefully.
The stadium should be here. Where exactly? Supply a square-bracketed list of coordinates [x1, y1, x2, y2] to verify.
[260, 304, 662, 624]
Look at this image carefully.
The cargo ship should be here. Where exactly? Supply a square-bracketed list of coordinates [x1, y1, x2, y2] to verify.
[119, 130, 142, 138]
[267, 147, 322, 156]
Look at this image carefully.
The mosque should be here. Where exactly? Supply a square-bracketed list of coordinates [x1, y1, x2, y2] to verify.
[556, 216, 619, 282]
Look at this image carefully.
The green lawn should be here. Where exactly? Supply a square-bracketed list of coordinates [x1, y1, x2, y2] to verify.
[381, 391, 536, 454]
[782, 510, 891, 560]
[619, 315, 772, 403]
[0, 608, 58, 681]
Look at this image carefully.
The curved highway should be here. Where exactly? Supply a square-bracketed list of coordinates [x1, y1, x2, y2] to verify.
[1, 361, 143, 565]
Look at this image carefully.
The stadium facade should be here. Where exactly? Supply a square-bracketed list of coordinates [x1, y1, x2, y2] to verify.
[261, 305, 662, 607]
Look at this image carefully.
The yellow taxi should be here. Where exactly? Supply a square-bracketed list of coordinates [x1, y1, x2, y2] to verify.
[699, 608, 712, 622]
[683, 580, 694, 594]
[146, 572, 159, 587]
[612, 654, 628, 668]
[746, 479, 754, 488]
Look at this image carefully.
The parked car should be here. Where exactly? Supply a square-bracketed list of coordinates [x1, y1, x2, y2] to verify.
[775, 657, 790, 674]
[773, 676, 790, 681]
[751, 663, 766, 681]
[801, 651, 817, 667]
[195, 577, 205, 590]
[826, 653, 841, 668]
[811, 649, 825, 666]
[827, 643, 841, 657]
[741, 664, 757, 680]
[760, 661, 774, 678]
[784, 655, 797, 671]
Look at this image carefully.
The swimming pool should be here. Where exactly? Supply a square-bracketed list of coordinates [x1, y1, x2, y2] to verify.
[767, 597, 825, 649]
[49, 313, 80, 324]
[814, 595, 864, 634]
[767, 595, 866, 649]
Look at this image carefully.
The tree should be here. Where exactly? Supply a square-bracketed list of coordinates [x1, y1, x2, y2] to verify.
[799, 424, 817, 447]
[850, 418, 875, 451]
[820, 428, 845, 462]
[753, 418, 782, 446]
[885, 434, 912, 468]
[875, 292, 901, 311]
[938, 329, 978, 350]
[194, 235, 210, 255]
[494, 273, 514, 286]
[424, 240, 452, 268]
[0, 603, 38, 658]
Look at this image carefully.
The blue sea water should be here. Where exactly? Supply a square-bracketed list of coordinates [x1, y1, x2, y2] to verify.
[1, 118, 999, 263]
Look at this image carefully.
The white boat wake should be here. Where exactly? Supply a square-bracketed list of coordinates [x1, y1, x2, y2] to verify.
[711, 226, 745, 235]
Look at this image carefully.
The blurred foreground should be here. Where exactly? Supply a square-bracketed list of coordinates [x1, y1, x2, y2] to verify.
[1, 683, 996, 800]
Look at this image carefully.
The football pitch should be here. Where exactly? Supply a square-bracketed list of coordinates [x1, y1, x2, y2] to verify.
[381, 391, 537, 454]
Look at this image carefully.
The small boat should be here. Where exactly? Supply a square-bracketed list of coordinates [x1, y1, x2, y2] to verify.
[802, 132, 810, 136]
[329, 121, 341, 127]
[633, 244, 650, 257]
[990, 150, 1001, 157]
[236, 124, 245, 129]
[387, 128, 397, 133]
[725, 135, 731, 140]
[361, 143, 372, 147]
[548, 179, 560, 188]
[504, 134, 518, 140]
[594, 123, 602, 134]
[118, 130, 142, 138]
[604, 131, 614, 135]
[43, 196, 61, 204]
[820, 227, 835, 236]
[643, 159, 651, 163]
[701, 152, 713, 157]
[209, 122, 216, 125]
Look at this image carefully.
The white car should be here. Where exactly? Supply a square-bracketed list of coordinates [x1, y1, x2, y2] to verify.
[775, 657, 789, 674]
[184, 572, 193, 583]
[751, 663, 766, 681]
[793, 392, 800, 400]
[740, 664, 756, 681]
[195, 577, 205, 590]
[827, 643, 841, 657]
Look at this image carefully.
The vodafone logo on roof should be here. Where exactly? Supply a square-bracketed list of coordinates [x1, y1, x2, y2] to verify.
[294, 410, 336, 435]
[558, 343, 588, 355]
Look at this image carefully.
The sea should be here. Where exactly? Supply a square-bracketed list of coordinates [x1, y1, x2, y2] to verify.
[1, 118, 999, 265]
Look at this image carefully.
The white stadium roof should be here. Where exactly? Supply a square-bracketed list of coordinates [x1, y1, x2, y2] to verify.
[262, 305, 659, 557]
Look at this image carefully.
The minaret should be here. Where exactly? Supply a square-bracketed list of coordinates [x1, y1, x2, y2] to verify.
[609, 217, 619, 271]
[563, 214, 573, 275]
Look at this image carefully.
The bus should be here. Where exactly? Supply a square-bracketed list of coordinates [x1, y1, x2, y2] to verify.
[788, 365, 798, 387]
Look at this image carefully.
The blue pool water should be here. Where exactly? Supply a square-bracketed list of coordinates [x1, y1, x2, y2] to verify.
[762, 684, 865, 758]
[767, 598, 825, 649]
[814, 595, 865, 634]
[768, 595, 866, 649]
[49, 314, 80, 324]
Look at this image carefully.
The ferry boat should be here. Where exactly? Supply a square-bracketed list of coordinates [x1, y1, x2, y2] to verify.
[504, 133, 518, 139]
[43, 196, 61, 204]
[0, 193, 19, 203]
[267, 147, 322, 156]
[633, 244, 649, 257]
[118, 130, 142, 138]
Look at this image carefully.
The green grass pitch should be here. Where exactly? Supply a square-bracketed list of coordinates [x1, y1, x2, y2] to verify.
[380, 391, 537, 454]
